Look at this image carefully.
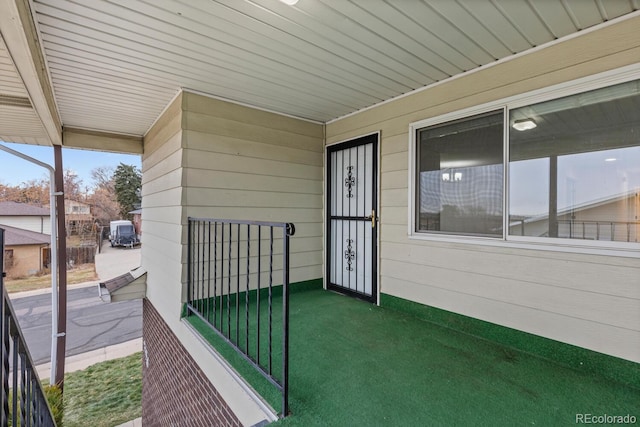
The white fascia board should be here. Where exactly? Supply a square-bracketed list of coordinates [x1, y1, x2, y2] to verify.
[0, 0, 61, 145]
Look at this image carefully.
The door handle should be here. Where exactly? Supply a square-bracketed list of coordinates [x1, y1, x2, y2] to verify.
[367, 209, 376, 228]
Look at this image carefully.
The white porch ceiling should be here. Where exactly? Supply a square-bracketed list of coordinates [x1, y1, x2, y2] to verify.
[5, 0, 640, 140]
[0, 34, 49, 145]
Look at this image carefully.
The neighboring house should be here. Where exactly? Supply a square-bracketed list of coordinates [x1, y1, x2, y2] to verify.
[511, 191, 640, 242]
[128, 208, 142, 240]
[63, 199, 93, 236]
[0, 203, 51, 278]
[1, 3, 639, 425]
[64, 199, 91, 220]
[1, 224, 50, 278]
[0, 202, 50, 235]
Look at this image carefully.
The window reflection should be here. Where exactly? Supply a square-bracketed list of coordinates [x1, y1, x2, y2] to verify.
[509, 80, 640, 243]
[417, 111, 503, 237]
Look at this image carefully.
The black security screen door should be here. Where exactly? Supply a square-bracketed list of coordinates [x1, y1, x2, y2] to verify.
[326, 134, 378, 303]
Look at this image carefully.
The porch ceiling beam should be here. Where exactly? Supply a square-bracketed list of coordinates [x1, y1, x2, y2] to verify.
[0, 0, 62, 145]
[63, 127, 143, 155]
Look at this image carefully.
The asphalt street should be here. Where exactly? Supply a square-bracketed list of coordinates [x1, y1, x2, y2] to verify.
[10, 244, 143, 365]
[11, 286, 142, 365]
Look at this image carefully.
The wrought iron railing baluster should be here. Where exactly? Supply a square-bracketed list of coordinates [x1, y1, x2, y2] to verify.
[219, 222, 224, 333]
[0, 229, 56, 425]
[236, 223, 240, 346]
[1, 323, 7, 427]
[20, 354, 25, 426]
[213, 222, 217, 325]
[227, 224, 232, 339]
[268, 226, 273, 377]
[187, 220, 192, 309]
[185, 218, 293, 418]
[256, 226, 261, 366]
[11, 336, 17, 427]
[207, 222, 211, 324]
[245, 224, 250, 355]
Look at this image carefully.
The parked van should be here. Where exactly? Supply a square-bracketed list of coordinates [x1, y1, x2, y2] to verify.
[109, 220, 138, 248]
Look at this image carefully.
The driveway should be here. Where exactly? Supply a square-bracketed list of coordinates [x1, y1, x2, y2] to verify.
[95, 244, 141, 279]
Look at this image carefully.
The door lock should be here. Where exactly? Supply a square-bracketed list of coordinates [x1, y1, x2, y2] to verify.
[367, 209, 376, 228]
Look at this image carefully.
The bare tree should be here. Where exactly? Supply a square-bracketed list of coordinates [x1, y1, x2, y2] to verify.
[86, 166, 119, 225]
[91, 166, 115, 190]
[0, 178, 49, 205]
[63, 170, 84, 201]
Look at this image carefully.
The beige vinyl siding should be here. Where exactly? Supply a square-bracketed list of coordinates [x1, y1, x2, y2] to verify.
[141, 92, 184, 320]
[141, 92, 274, 425]
[141, 90, 323, 424]
[326, 16, 640, 363]
[181, 91, 324, 286]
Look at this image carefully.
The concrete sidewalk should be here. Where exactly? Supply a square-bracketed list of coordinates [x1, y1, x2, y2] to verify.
[115, 417, 142, 427]
[10, 279, 97, 299]
[35, 337, 142, 380]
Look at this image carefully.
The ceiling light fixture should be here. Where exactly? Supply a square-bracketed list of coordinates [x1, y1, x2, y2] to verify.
[605, 158, 617, 162]
[512, 119, 537, 131]
[279, 0, 299, 5]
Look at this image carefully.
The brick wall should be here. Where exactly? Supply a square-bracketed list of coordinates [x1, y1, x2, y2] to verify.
[142, 299, 242, 426]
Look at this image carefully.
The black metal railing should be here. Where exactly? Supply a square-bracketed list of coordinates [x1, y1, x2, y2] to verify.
[186, 218, 295, 418]
[558, 219, 639, 242]
[1, 228, 56, 426]
[510, 218, 640, 242]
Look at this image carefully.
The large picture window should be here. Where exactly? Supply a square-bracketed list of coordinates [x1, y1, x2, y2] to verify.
[416, 111, 503, 237]
[509, 80, 640, 243]
[412, 75, 640, 251]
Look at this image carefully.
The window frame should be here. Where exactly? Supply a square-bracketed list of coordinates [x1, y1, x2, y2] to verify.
[408, 63, 640, 258]
[414, 108, 506, 239]
[4, 249, 14, 268]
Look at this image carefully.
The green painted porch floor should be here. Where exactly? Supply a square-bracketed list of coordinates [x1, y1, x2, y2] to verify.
[189, 287, 639, 426]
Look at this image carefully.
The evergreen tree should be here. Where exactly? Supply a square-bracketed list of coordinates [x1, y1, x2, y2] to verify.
[113, 163, 141, 219]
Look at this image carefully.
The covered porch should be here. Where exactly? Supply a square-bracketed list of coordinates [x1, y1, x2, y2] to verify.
[2, 1, 640, 425]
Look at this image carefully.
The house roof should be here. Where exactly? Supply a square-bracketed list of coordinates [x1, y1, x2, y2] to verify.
[511, 190, 639, 226]
[0, 224, 50, 246]
[0, 1, 638, 152]
[99, 266, 147, 303]
[0, 201, 50, 216]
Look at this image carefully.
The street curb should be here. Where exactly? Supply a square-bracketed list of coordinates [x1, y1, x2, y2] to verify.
[35, 337, 142, 381]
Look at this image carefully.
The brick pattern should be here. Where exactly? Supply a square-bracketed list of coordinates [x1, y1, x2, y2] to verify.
[142, 299, 243, 427]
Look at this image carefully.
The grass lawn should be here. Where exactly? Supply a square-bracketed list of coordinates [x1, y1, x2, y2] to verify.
[62, 352, 142, 427]
[5, 264, 98, 293]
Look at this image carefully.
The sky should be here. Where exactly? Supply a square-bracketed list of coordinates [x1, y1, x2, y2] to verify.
[510, 146, 640, 216]
[0, 141, 141, 190]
